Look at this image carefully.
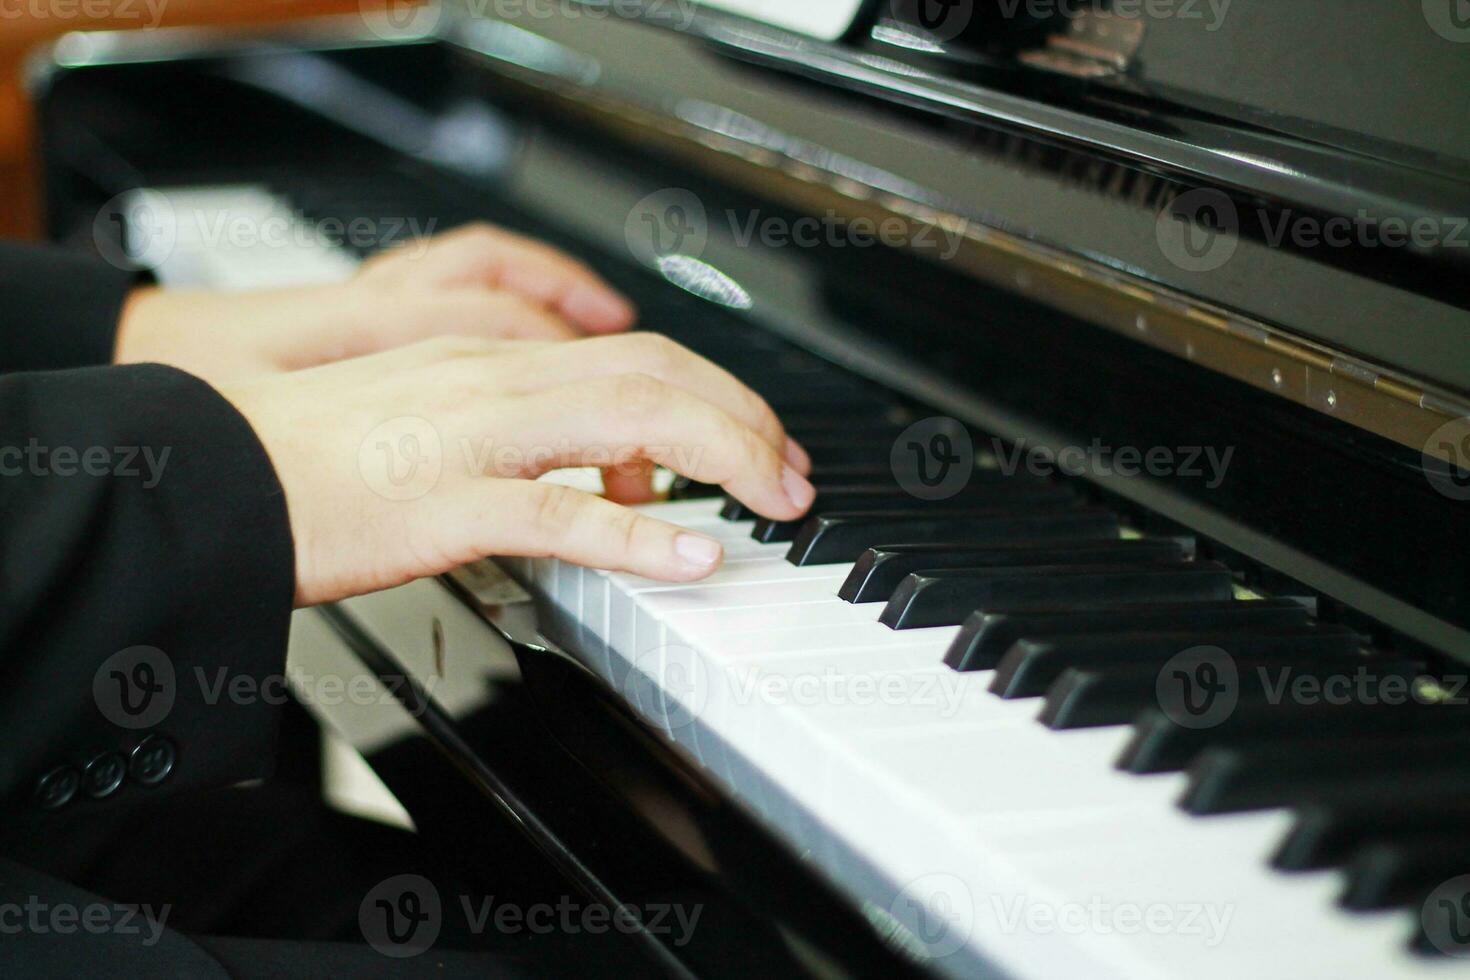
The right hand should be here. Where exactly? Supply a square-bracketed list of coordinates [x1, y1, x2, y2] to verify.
[219, 333, 815, 607]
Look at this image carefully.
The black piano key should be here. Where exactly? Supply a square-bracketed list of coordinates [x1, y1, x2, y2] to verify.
[722, 466, 1050, 521]
[793, 435, 924, 465]
[992, 624, 1367, 698]
[1275, 797, 1470, 872]
[1180, 735, 1470, 814]
[1040, 654, 1419, 730]
[1118, 697, 1470, 775]
[1342, 836, 1470, 913]
[780, 409, 913, 431]
[1340, 837, 1470, 911]
[839, 538, 1186, 603]
[786, 509, 1121, 566]
[879, 561, 1235, 630]
[722, 472, 900, 519]
[1411, 878, 1470, 957]
[669, 476, 722, 500]
[752, 483, 1078, 543]
[944, 598, 1313, 671]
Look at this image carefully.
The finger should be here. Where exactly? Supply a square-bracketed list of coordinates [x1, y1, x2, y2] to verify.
[457, 291, 580, 341]
[471, 375, 814, 521]
[601, 459, 658, 505]
[784, 436, 812, 476]
[304, 334, 546, 383]
[386, 291, 580, 344]
[423, 224, 636, 334]
[436, 333, 794, 456]
[476, 481, 724, 581]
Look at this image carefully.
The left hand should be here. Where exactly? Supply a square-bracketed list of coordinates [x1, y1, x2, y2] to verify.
[113, 223, 636, 385]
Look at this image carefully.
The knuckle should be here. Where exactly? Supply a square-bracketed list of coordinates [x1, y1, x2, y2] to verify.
[483, 291, 538, 316]
[608, 372, 669, 420]
[461, 221, 498, 242]
[428, 334, 498, 359]
[728, 423, 778, 483]
[531, 484, 585, 536]
[747, 390, 784, 440]
[624, 332, 685, 373]
[609, 508, 643, 557]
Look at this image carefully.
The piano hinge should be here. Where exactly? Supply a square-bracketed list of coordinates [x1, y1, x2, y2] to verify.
[1018, 10, 1145, 79]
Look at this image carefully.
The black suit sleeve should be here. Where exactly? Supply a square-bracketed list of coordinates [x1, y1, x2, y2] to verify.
[0, 363, 297, 815]
[0, 241, 139, 373]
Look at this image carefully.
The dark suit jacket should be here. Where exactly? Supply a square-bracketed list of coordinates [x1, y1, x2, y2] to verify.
[0, 239, 295, 826]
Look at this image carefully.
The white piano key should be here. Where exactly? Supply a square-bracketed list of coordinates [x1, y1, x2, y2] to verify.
[699, 621, 956, 658]
[611, 556, 847, 595]
[664, 598, 879, 634]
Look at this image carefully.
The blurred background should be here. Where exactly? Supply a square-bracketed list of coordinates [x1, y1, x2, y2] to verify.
[0, 0, 406, 237]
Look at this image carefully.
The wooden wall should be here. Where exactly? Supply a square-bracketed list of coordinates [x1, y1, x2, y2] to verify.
[0, 0, 398, 238]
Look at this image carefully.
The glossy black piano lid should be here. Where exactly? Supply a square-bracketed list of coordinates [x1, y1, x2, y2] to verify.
[872, 0, 1470, 167]
[567, 3, 1470, 390]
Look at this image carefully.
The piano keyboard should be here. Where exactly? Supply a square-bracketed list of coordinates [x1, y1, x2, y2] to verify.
[512, 501, 1465, 980]
[141, 182, 1469, 979]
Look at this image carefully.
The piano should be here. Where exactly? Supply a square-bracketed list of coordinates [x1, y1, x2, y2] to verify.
[31, 2, 1470, 976]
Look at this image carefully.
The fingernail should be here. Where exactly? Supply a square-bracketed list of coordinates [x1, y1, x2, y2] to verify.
[784, 436, 812, 475]
[782, 465, 816, 512]
[675, 533, 722, 569]
[565, 284, 635, 331]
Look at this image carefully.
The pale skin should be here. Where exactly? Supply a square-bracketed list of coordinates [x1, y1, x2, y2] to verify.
[113, 223, 815, 608]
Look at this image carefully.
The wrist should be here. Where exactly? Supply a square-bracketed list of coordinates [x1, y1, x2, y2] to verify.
[113, 285, 167, 363]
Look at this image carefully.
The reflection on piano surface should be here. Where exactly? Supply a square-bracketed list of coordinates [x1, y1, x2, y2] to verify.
[36, 2, 1470, 976]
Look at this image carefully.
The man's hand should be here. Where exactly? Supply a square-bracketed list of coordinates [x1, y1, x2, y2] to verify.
[220, 333, 815, 607]
[114, 223, 636, 384]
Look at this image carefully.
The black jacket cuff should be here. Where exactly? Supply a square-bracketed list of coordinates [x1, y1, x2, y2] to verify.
[0, 364, 297, 812]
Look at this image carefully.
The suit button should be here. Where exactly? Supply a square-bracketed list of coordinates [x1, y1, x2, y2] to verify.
[83, 753, 127, 799]
[129, 736, 175, 787]
[35, 766, 81, 810]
